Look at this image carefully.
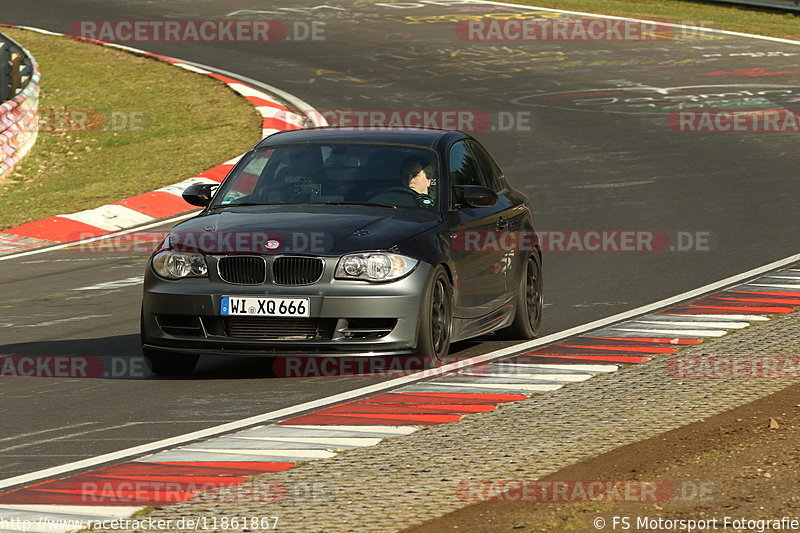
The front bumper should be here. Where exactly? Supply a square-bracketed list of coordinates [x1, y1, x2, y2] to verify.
[142, 258, 432, 356]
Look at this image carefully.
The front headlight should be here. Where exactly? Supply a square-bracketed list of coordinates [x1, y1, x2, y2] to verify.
[335, 252, 418, 282]
[151, 251, 208, 280]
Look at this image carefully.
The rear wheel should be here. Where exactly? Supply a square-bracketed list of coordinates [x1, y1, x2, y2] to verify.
[416, 266, 453, 369]
[496, 254, 542, 340]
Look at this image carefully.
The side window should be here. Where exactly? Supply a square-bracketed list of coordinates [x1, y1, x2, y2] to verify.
[219, 150, 273, 204]
[449, 141, 486, 188]
[468, 141, 505, 192]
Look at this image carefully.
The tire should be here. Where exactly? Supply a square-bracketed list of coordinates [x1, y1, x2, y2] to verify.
[496, 253, 542, 340]
[142, 347, 199, 376]
[416, 266, 453, 369]
[140, 307, 198, 375]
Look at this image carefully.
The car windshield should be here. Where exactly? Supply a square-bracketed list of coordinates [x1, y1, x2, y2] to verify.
[211, 143, 440, 209]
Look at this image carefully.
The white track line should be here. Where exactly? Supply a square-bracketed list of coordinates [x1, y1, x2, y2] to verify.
[1, 252, 798, 490]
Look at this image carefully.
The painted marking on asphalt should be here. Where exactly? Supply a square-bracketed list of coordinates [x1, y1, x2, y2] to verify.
[73, 277, 143, 291]
[3, 315, 113, 329]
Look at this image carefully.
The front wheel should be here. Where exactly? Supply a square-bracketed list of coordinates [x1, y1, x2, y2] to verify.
[496, 254, 542, 340]
[416, 266, 453, 369]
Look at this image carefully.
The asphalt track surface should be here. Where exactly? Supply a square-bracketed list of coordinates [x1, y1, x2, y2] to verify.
[1, 0, 799, 483]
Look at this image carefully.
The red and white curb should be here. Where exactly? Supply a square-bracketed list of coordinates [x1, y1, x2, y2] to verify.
[0, 25, 319, 255]
[0, 265, 798, 532]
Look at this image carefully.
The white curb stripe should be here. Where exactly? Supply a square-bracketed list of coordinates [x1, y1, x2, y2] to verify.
[493, 363, 619, 372]
[275, 425, 419, 435]
[156, 177, 219, 197]
[661, 313, 770, 321]
[234, 436, 384, 447]
[413, 382, 564, 392]
[59, 205, 154, 232]
[603, 328, 728, 337]
[630, 320, 750, 329]
[179, 448, 337, 459]
[459, 372, 592, 381]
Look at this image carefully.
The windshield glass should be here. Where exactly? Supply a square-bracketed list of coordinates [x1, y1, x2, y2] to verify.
[212, 143, 440, 209]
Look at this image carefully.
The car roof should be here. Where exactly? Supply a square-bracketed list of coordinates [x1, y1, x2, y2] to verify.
[254, 127, 467, 150]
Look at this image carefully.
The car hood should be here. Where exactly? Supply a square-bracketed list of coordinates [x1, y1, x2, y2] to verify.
[164, 204, 441, 256]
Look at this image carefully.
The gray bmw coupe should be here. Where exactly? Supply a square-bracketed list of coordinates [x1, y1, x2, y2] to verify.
[141, 127, 541, 374]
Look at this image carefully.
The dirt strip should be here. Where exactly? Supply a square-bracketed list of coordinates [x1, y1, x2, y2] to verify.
[408, 373, 800, 532]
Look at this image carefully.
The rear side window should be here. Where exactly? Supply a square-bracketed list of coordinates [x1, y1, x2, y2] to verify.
[469, 141, 505, 192]
[449, 140, 487, 188]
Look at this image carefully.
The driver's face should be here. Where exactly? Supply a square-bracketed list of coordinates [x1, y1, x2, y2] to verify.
[404, 166, 430, 194]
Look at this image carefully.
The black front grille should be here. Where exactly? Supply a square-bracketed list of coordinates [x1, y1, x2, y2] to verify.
[227, 317, 334, 340]
[218, 256, 267, 285]
[273, 256, 324, 285]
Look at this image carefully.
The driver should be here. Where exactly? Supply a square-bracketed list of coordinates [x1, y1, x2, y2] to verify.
[399, 155, 435, 207]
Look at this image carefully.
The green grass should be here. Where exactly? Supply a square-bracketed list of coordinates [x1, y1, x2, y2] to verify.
[487, 0, 800, 40]
[0, 28, 261, 230]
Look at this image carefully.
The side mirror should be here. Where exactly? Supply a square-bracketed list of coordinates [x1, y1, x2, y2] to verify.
[182, 183, 218, 207]
[453, 185, 498, 208]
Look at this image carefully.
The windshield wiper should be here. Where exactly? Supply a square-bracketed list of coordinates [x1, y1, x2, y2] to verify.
[319, 201, 397, 209]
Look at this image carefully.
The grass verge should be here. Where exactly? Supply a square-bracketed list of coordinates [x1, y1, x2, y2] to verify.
[489, 0, 800, 40]
[0, 27, 261, 231]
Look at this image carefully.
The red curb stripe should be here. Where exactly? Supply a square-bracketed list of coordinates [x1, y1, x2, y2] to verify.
[4, 216, 107, 243]
[90, 475, 247, 484]
[112, 191, 193, 218]
[525, 346, 658, 357]
[205, 73, 241, 85]
[514, 353, 651, 364]
[321, 403, 496, 414]
[366, 392, 526, 403]
[713, 296, 800, 306]
[689, 298, 795, 309]
[665, 305, 791, 314]
[558, 344, 676, 354]
[0, 490, 193, 506]
[141, 461, 293, 472]
[198, 164, 234, 182]
[727, 290, 800, 297]
[263, 117, 299, 130]
[505, 355, 626, 366]
[278, 413, 460, 426]
[246, 96, 290, 110]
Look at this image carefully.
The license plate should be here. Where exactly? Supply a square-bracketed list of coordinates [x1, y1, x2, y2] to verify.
[221, 296, 310, 317]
